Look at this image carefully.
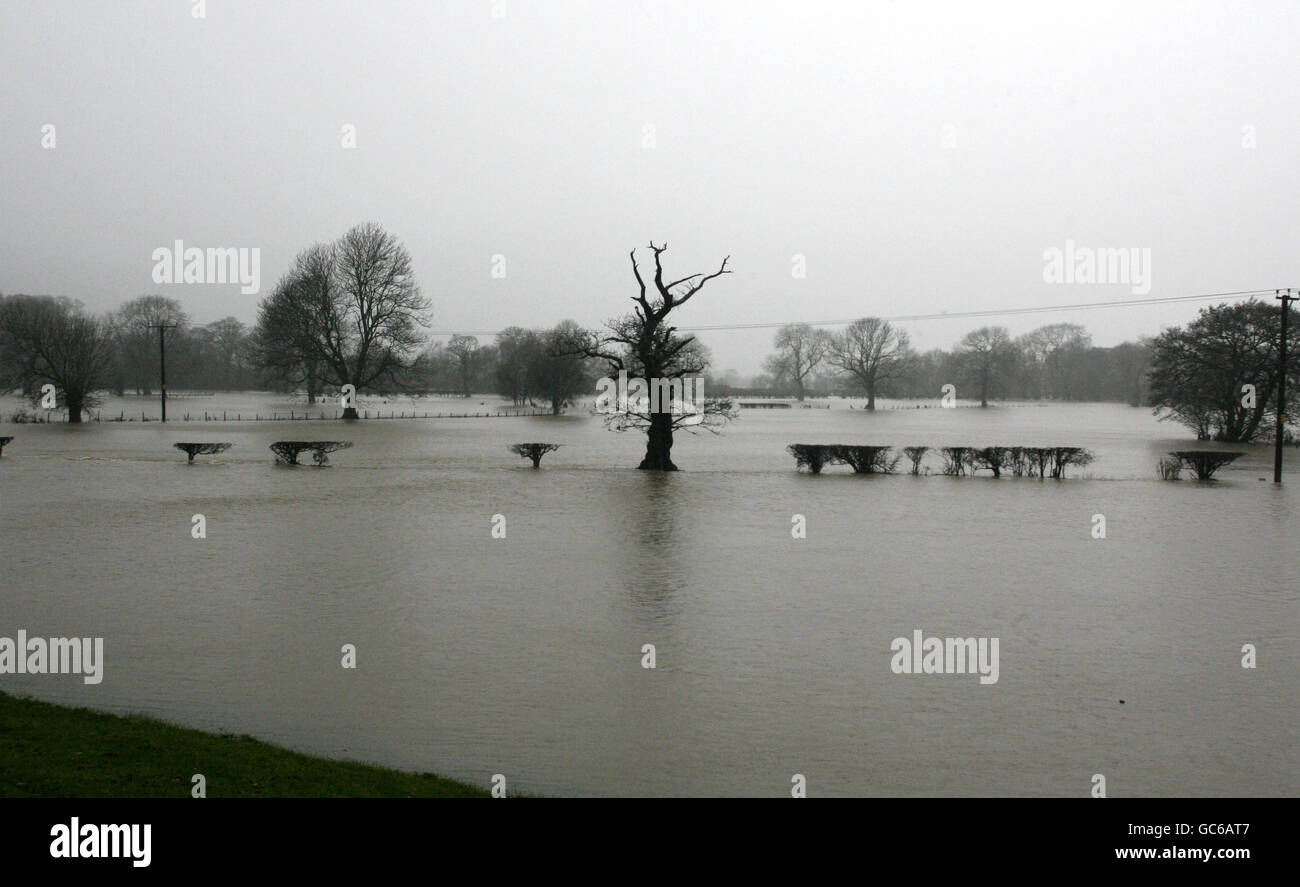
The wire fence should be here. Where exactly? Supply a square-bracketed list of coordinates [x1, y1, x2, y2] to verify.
[80, 408, 556, 423]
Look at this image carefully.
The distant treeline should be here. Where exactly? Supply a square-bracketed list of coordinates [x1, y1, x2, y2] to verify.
[753, 321, 1150, 406]
[0, 295, 1148, 407]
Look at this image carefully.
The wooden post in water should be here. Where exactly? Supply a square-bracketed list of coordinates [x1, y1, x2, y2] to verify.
[1276, 289, 1296, 483]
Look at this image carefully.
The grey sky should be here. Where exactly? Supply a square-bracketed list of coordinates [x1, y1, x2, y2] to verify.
[2, 0, 1297, 375]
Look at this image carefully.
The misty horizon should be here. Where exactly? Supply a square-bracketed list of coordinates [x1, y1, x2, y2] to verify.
[3, 1, 1297, 376]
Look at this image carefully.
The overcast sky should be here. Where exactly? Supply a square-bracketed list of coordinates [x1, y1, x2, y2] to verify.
[2, 0, 1297, 375]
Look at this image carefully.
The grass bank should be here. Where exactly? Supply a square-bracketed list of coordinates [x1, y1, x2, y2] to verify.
[0, 692, 488, 797]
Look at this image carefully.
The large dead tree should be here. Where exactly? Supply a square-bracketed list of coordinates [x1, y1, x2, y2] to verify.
[570, 242, 736, 470]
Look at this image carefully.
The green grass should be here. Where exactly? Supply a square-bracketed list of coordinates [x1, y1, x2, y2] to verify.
[0, 692, 489, 797]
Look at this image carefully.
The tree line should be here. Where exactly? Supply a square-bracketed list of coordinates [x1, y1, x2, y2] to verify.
[1, 225, 1295, 452]
[757, 320, 1152, 407]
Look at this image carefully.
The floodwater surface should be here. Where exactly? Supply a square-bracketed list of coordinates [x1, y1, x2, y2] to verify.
[1, 394, 1296, 796]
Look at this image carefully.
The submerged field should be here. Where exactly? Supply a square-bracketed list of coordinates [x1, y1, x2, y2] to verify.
[1, 394, 1296, 796]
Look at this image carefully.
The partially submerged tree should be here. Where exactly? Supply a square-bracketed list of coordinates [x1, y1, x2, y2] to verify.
[253, 224, 430, 418]
[1048, 446, 1094, 478]
[110, 295, 189, 396]
[940, 447, 974, 476]
[509, 442, 561, 468]
[570, 242, 737, 470]
[174, 442, 233, 463]
[202, 317, 251, 390]
[835, 445, 900, 474]
[0, 436, 12, 456]
[270, 440, 353, 466]
[972, 446, 1010, 477]
[0, 295, 114, 423]
[763, 323, 832, 401]
[494, 328, 540, 406]
[826, 318, 913, 410]
[1149, 300, 1299, 442]
[787, 444, 834, 474]
[446, 334, 481, 398]
[955, 326, 1017, 407]
[1170, 450, 1243, 480]
[1017, 323, 1091, 399]
[1025, 447, 1053, 479]
[530, 321, 594, 415]
[903, 446, 928, 474]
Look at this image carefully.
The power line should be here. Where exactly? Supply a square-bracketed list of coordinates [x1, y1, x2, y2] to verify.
[427, 289, 1277, 337]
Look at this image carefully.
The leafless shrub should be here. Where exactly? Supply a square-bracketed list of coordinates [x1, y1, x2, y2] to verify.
[903, 446, 928, 475]
[940, 447, 974, 476]
[1170, 450, 1243, 480]
[787, 444, 834, 474]
[836, 445, 900, 474]
[174, 442, 233, 463]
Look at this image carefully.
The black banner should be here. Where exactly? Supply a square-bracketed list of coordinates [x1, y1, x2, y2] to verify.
[0, 799, 1283, 873]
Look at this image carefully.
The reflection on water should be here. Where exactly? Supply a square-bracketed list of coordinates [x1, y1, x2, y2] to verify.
[0, 398, 1296, 796]
[612, 473, 691, 624]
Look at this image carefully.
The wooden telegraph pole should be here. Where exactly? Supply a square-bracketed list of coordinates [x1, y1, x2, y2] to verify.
[1275, 289, 1297, 483]
[147, 322, 178, 422]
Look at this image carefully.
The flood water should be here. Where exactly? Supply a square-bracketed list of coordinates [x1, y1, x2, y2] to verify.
[1, 393, 1296, 796]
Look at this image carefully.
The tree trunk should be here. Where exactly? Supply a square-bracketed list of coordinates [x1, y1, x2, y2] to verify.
[530, 455, 541, 468]
[795, 378, 805, 401]
[638, 413, 678, 470]
[342, 407, 359, 419]
[866, 389, 876, 410]
[66, 394, 84, 424]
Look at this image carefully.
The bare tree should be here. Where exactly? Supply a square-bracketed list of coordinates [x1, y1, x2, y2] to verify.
[494, 327, 539, 405]
[826, 318, 913, 410]
[903, 445, 928, 474]
[1017, 323, 1090, 399]
[530, 320, 594, 414]
[787, 444, 834, 474]
[204, 317, 248, 389]
[253, 224, 430, 418]
[956, 326, 1016, 407]
[446, 335, 481, 398]
[569, 242, 736, 470]
[763, 323, 832, 401]
[110, 295, 189, 395]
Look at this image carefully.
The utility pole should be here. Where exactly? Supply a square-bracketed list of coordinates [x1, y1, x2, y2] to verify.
[1275, 289, 1297, 483]
[147, 322, 178, 422]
